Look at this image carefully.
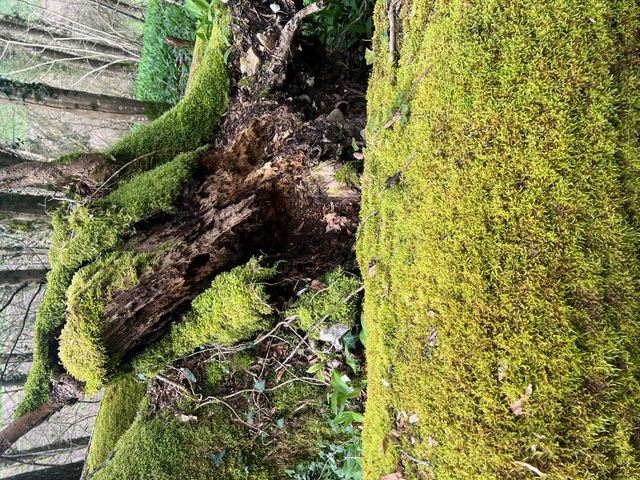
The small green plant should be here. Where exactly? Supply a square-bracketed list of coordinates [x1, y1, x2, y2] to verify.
[303, 0, 374, 59]
[286, 423, 363, 480]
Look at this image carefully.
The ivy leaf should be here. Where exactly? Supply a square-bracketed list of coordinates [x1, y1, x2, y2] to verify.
[211, 449, 226, 468]
[254, 380, 266, 393]
[307, 363, 324, 374]
[182, 368, 197, 383]
[276, 418, 285, 429]
[344, 346, 358, 374]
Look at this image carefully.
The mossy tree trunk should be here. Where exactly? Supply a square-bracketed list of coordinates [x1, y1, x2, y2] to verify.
[102, 117, 358, 367]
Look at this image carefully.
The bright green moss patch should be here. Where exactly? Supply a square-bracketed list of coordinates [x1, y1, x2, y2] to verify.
[87, 375, 146, 475]
[59, 251, 158, 393]
[107, 14, 229, 168]
[133, 258, 276, 375]
[97, 147, 203, 218]
[92, 405, 273, 480]
[287, 268, 362, 336]
[358, 0, 640, 478]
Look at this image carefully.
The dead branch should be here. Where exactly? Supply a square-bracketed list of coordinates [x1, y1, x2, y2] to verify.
[261, 1, 325, 90]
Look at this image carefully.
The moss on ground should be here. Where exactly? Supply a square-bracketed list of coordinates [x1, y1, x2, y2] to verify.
[87, 375, 146, 475]
[133, 258, 277, 376]
[287, 268, 362, 337]
[358, 0, 640, 478]
[91, 405, 273, 480]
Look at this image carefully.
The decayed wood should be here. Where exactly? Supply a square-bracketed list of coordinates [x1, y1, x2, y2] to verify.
[99, 116, 358, 362]
[260, 1, 325, 91]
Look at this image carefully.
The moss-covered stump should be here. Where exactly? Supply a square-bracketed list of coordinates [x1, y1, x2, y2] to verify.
[358, 0, 640, 478]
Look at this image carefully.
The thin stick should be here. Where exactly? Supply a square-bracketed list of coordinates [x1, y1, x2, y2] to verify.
[88, 148, 178, 200]
[400, 449, 431, 467]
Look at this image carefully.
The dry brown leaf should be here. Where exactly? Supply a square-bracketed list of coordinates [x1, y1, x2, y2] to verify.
[380, 474, 404, 480]
[368, 261, 378, 278]
[408, 413, 419, 424]
[511, 384, 533, 416]
[310, 279, 326, 292]
[323, 212, 351, 233]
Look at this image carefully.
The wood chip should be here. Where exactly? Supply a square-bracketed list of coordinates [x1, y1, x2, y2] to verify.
[511, 384, 533, 416]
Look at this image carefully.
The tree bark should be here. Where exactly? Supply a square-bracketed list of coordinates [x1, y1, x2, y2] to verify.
[0, 402, 66, 455]
[0, 78, 153, 124]
[0, 151, 25, 169]
[1, 460, 84, 480]
[0, 193, 61, 215]
[0, 269, 49, 286]
[0, 154, 112, 192]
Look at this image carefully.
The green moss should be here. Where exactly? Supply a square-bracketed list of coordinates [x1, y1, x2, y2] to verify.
[358, 0, 640, 478]
[107, 14, 229, 169]
[87, 375, 146, 474]
[269, 370, 323, 417]
[334, 162, 361, 188]
[287, 268, 362, 336]
[133, 258, 276, 375]
[92, 406, 273, 480]
[59, 251, 158, 393]
[15, 266, 74, 417]
[98, 147, 203, 218]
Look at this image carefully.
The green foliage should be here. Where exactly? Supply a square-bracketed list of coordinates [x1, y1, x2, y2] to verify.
[303, 0, 374, 57]
[59, 251, 158, 393]
[287, 268, 362, 336]
[183, 0, 228, 42]
[359, 0, 640, 477]
[286, 423, 363, 480]
[335, 162, 361, 188]
[91, 406, 274, 480]
[108, 14, 229, 168]
[136, 0, 196, 104]
[87, 375, 147, 475]
[133, 258, 276, 375]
